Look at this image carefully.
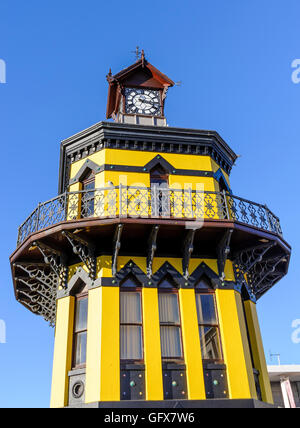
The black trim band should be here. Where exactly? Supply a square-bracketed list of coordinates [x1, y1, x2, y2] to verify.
[69, 157, 227, 187]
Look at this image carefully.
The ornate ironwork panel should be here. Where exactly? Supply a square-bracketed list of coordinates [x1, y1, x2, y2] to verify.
[37, 195, 66, 230]
[232, 242, 287, 299]
[62, 231, 96, 279]
[17, 187, 284, 246]
[14, 262, 58, 326]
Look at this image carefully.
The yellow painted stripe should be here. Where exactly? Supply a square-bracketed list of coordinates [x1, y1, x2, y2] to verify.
[85, 287, 102, 403]
[216, 289, 256, 399]
[244, 300, 273, 404]
[179, 289, 206, 399]
[86, 287, 120, 403]
[142, 288, 163, 400]
[99, 287, 120, 401]
[50, 296, 75, 408]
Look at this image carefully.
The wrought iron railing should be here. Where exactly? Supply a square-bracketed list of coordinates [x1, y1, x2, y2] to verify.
[17, 186, 282, 245]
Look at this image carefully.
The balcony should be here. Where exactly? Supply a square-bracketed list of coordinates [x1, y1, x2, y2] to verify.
[17, 186, 283, 246]
[11, 186, 291, 325]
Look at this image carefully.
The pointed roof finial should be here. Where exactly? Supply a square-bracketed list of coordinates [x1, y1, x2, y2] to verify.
[106, 68, 112, 82]
[141, 49, 145, 66]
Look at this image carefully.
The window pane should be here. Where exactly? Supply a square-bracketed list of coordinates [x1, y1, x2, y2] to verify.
[158, 277, 176, 289]
[83, 181, 95, 191]
[82, 178, 95, 217]
[120, 325, 142, 360]
[195, 278, 211, 290]
[75, 298, 88, 332]
[120, 292, 141, 323]
[199, 326, 222, 360]
[75, 331, 87, 366]
[196, 294, 217, 325]
[160, 326, 182, 358]
[159, 293, 180, 323]
[121, 276, 141, 288]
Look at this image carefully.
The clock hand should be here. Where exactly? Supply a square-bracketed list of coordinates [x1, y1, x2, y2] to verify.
[139, 97, 154, 105]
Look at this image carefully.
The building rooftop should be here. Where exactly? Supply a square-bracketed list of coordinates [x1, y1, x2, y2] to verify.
[268, 365, 300, 382]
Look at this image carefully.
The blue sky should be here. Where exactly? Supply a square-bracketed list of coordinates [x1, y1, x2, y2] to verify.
[0, 0, 299, 407]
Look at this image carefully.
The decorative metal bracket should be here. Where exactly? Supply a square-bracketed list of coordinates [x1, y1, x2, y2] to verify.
[182, 229, 196, 279]
[33, 240, 68, 288]
[14, 262, 58, 290]
[112, 224, 124, 277]
[217, 229, 233, 280]
[14, 260, 59, 326]
[232, 241, 281, 299]
[147, 225, 160, 278]
[248, 255, 287, 298]
[233, 241, 276, 274]
[16, 277, 53, 301]
[62, 231, 96, 280]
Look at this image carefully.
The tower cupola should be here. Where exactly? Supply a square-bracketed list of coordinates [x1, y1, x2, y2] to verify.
[106, 51, 174, 126]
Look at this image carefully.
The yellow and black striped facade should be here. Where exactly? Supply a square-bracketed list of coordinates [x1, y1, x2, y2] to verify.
[51, 255, 274, 407]
[10, 120, 291, 408]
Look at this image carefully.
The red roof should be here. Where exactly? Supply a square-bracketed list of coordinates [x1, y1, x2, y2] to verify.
[106, 56, 174, 119]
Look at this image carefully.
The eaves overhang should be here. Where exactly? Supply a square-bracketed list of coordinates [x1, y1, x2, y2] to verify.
[58, 121, 237, 194]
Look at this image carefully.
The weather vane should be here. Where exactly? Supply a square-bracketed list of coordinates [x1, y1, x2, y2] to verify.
[131, 46, 142, 61]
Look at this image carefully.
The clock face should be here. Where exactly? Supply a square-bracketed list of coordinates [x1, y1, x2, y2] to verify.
[124, 88, 161, 116]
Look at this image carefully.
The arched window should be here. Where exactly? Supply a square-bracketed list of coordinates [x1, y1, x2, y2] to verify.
[120, 277, 143, 362]
[150, 166, 169, 217]
[72, 283, 88, 368]
[150, 165, 169, 187]
[195, 277, 223, 362]
[215, 169, 230, 194]
[219, 177, 228, 193]
[158, 277, 183, 360]
[81, 169, 95, 217]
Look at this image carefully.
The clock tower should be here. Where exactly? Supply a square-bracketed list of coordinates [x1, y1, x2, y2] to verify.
[10, 53, 291, 408]
[106, 51, 174, 126]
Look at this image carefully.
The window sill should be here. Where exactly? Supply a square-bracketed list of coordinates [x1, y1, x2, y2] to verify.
[121, 362, 145, 370]
[68, 367, 86, 377]
[202, 361, 226, 370]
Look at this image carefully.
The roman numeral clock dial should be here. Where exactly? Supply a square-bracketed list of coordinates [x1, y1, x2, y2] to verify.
[125, 88, 161, 116]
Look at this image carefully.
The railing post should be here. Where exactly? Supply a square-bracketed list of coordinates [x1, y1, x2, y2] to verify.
[119, 184, 124, 218]
[185, 187, 193, 218]
[189, 188, 193, 218]
[64, 192, 68, 221]
[152, 185, 158, 217]
[17, 226, 21, 246]
[264, 204, 273, 232]
[36, 203, 41, 232]
[223, 190, 230, 220]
